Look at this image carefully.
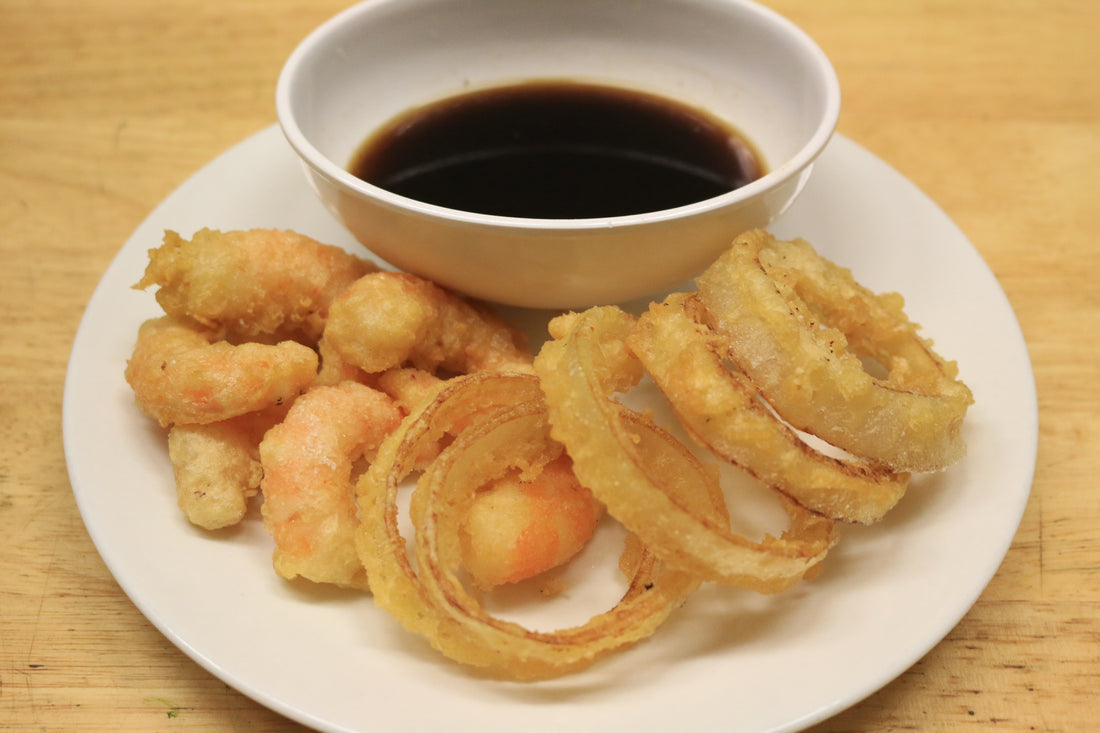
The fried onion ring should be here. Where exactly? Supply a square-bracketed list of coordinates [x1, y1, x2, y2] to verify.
[534, 307, 838, 593]
[627, 293, 910, 524]
[697, 230, 973, 472]
[355, 372, 698, 679]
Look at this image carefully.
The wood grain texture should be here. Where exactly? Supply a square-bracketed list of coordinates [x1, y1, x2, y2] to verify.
[2, 1, 1097, 731]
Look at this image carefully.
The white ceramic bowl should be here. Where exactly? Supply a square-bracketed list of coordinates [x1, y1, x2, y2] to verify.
[276, 0, 840, 309]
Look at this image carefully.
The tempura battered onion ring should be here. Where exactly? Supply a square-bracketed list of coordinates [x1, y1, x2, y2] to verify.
[697, 230, 973, 472]
[628, 293, 909, 524]
[534, 307, 838, 593]
[355, 372, 698, 680]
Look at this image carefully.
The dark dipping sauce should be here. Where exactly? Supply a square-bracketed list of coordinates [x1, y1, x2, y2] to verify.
[348, 81, 764, 219]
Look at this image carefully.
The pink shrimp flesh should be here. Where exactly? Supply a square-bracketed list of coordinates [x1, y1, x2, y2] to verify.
[258, 381, 403, 590]
[124, 316, 318, 427]
[460, 455, 603, 590]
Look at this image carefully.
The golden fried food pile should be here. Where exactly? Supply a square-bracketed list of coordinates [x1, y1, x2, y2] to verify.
[125, 227, 972, 680]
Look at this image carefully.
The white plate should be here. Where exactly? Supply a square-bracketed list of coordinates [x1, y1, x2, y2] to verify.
[63, 125, 1037, 733]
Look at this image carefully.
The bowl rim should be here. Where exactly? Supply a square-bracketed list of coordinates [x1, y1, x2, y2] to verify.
[275, 0, 841, 232]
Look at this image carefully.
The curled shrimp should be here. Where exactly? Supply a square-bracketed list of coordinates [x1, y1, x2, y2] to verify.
[259, 381, 403, 590]
[321, 271, 533, 375]
[167, 404, 289, 530]
[125, 316, 318, 427]
[460, 454, 603, 590]
[135, 228, 376, 343]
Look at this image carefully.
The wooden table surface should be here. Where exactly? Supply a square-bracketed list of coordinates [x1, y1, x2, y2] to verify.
[2, 1, 1097, 730]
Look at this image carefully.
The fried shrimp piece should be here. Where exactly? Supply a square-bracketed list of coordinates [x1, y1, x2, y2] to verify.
[314, 335, 371, 387]
[376, 367, 444, 413]
[125, 316, 318, 427]
[168, 405, 289, 530]
[135, 228, 376, 343]
[460, 455, 603, 590]
[259, 382, 403, 590]
[322, 271, 533, 375]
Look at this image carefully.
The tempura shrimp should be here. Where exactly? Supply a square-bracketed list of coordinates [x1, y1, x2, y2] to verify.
[167, 404, 289, 530]
[135, 228, 376, 343]
[124, 316, 318, 427]
[375, 367, 445, 413]
[461, 454, 603, 590]
[314, 334, 370, 387]
[259, 382, 403, 590]
[321, 271, 533, 375]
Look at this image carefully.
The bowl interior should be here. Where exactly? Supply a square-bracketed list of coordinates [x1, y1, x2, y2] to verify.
[281, 0, 838, 204]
